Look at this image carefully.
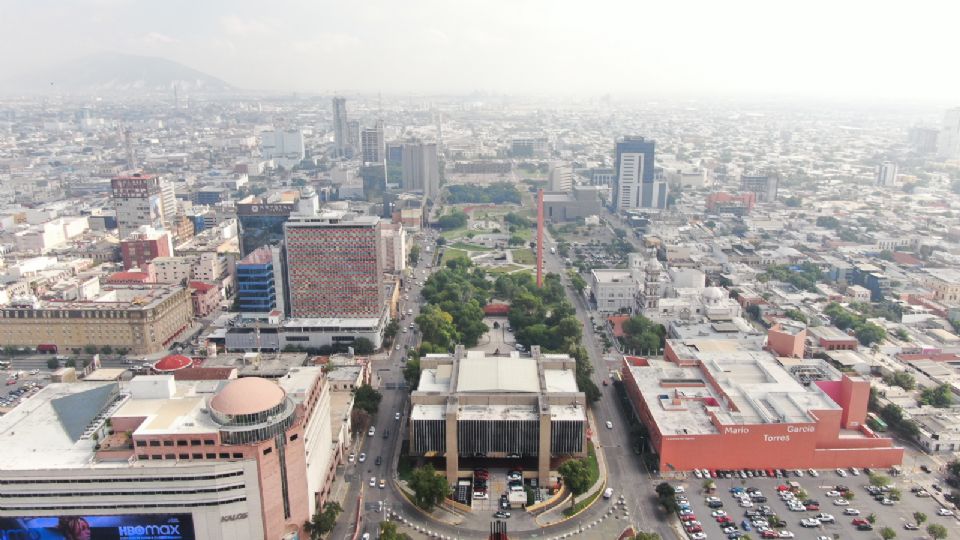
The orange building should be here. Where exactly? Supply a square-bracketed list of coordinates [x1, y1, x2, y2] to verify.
[620, 339, 903, 472]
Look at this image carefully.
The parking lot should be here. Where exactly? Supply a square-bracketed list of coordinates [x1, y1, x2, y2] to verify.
[1, 369, 47, 410]
[674, 468, 960, 539]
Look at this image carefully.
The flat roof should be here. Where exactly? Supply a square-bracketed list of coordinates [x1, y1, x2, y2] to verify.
[543, 368, 579, 393]
[456, 357, 539, 393]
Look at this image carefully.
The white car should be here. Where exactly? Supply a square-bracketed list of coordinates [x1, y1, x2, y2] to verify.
[690, 534, 706, 540]
[694, 469, 703, 479]
[807, 469, 819, 477]
[778, 532, 795, 539]
[826, 490, 841, 497]
[395, 412, 401, 420]
[843, 508, 860, 516]
[815, 513, 835, 523]
[832, 498, 849, 506]
[358, 453, 366, 463]
[369, 477, 376, 487]
[605, 421, 613, 429]
[368, 426, 375, 437]
[348, 452, 355, 463]
[835, 468, 847, 477]
[711, 510, 727, 517]
[937, 507, 955, 516]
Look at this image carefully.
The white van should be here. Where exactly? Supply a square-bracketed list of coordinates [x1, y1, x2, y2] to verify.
[603, 488, 614, 499]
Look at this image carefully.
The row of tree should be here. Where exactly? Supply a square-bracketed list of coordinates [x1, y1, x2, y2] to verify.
[824, 302, 887, 346]
[445, 183, 521, 205]
[416, 260, 491, 352]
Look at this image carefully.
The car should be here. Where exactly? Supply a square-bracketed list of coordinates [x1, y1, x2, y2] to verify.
[880, 498, 894, 506]
[843, 508, 860, 516]
[361, 534, 370, 540]
[375, 456, 382, 466]
[379, 479, 385, 489]
[348, 452, 355, 463]
[368, 426, 375, 437]
[605, 421, 613, 429]
[369, 477, 376, 487]
[493, 511, 511, 519]
[686, 525, 703, 533]
[778, 532, 794, 539]
[694, 469, 703, 479]
[849, 467, 860, 476]
[921, 465, 931, 473]
[832, 498, 849, 506]
[835, 468, 847, 477]
[916, 489, 931, 497]
[395, 412, 401, 420]
[712, 510, 727, 517]
[804, 503, 819, 511]
[690, 534, 707, 540]
[602, 487, 614, 499]
[938, 507, 955, 516]
[856, 524, 873, 531]
[826, 490, 841, 497]
[760, 531, 778, 539]
[800, 518, 820, 528]
[814, 513, 834, 523]
[680, 514, 697, 521]
[674, 486, 686, 494]
[722, 526, 737, 534]
[816, 537, 830, 540]
[358, 453, 366, 463]
[851, 518, 869, 526]
[904, 523, 919, 530]
[382, 429, 390, 439]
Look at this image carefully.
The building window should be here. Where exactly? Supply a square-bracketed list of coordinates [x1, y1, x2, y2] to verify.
[137, 454, 148, 460]
[192, 453, 203, 459]
[163, 440, 174, 447]
[232, 453, 243, 459]
[135, 441, 146, 447]
[149, 440, 160, 447]
[176, 440, 188, 447]
[206, 453, 216, 459]
[190, 440, 201, 446]
[263, 448, 273, 455]
[164, 454, 175, 459]
[289, 434, 298, 441]
[219, 453, 230, 459]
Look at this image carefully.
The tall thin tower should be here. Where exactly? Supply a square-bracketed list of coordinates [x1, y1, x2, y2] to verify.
[536, 189, 544, 288]
[124, 127, 136, 170]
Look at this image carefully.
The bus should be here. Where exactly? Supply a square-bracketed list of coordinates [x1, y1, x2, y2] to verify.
[867, 412, 888, 432]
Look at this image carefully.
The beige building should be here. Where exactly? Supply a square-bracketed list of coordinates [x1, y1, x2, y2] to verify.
[0, 286, 193, 355]
[924, 269, 960, 303]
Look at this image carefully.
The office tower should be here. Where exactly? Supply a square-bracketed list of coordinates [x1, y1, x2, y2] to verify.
[739, 173, 779, 203]
[379, 222, 406, 274]
[361, 120, 385, 164]
[938, 108, 960, 160]
[261, 129, 305, 169]
[236, 245, 287, 315]
[347, 120, 360, 155]
[361, 164, 386, 202]
[613, 136, 667, 211]
[909, 127, 939, 154]
[236, 200, 298, 256]
[284, 212, 384, 318]
[111, 172, 177, 239]
[875, 162, 898, 187]
[332, 96, 349, 157]
[548, 163, 574, 192]
[401, 142, 440, 199]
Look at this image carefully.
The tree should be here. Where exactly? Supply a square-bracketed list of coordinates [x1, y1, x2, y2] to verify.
[927, 523, 948, 539]
[919, 384, 954, 408]
[437, 210, 468, 230]
[866, 512, 877, 524]
[352, 337, 375, 354]
[409, 464, 449, 510]
[508, 235, 525, 246]
[569, 271, 587, 294]
[884, 371, 915, 390]
[384, 319, 400, 343]
[913, 511, 927, 526]
[408, 245, 421, 265]
[655, 482, 678, 513]
[403, 355, 421, 388]
[558, 459, 591, 496]
[379, 521, 412, 540]
[304, 501, 342, 540]
[879, 526, 896, 540]
[746, 304, 761, 320]
[869, 473, 891, 487]
[633, 533, 661, 540]
[856, 322, 886, 346]
[353, 384, 383, 415]
[84, 345, 98, 355]
[416, 305, 460, 351]
[46, 358, 59, 370]
[842, 490, 855, 500]
[784, 309, 807, 323]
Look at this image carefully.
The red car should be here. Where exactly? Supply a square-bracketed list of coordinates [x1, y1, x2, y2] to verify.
[805, 504, 820, 511]
[761, 531, 778, 539]
[681, 514, 697, 522]
[852, 518, 869, 526]
[717, 516, 734, 524]
[686, 525, 703, 533]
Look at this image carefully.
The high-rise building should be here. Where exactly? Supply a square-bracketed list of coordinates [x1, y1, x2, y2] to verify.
[347, 120, 361, 156]
[938, 107, 960, 160]
[511, 137, 548, 158]
[360, 120, 385, 164]
[360, 164, 386, 202]
[284, 212, 384, 319]
[401, 142, 440, 199]
[111, 172, 177, 239]
[237, 200, 298, 257]
[876, 162, 898, 187]
[236, 245, 287, 315]
[548, 163, 574, 192]
[332, 97, 350, 157]
[909, 127, 940, 154]
[613, 136, 667, 211]
[261, 129, 305, 169]
[740, 173, 779, 203]
[379, 222, 406, 274]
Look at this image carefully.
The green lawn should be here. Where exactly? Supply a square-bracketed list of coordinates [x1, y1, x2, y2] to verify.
[439, 226, 469, 240]
[511, 248, 536, 265]
[441, 248, 469, 265]
[563, 488, 601, 517]
[487, 264, 524, 274]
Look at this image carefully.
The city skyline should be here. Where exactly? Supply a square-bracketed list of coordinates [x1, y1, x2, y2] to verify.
[0, 0, 958, 103]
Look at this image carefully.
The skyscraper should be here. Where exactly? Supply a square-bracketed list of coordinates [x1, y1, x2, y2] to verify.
[401, 142, 440, 199]
[548, 162, 574, 192]
[332, 97, 350, 157]
[876, 162, 898, 187]
[361, 120, 385, 164]
[236, 245, 287, 315]
[261, 129, 305, 169]
[283, 212, 384, 319]
[938, 108, 960, 160]
[739, 173, 779, 203]
[111, 172, 177, 239]
[613, 137, 667, 211]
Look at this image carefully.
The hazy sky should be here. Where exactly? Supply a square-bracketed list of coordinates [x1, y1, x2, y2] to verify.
[1, 0, 958, 102]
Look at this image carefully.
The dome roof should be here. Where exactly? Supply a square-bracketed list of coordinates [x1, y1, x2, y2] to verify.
[153, 354, 193, 372]
[702, 287, 725, 300]
[210, 377, 285, 416]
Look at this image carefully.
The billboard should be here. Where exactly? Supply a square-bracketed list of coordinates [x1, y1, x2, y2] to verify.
[0, 514, 194, 540]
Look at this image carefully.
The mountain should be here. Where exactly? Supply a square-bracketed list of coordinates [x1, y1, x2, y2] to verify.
[4, 52, 235, 94]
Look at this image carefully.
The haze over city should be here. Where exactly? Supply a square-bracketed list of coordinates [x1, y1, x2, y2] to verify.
[1, 2, 960, 540]
[1, 0, 958, 101]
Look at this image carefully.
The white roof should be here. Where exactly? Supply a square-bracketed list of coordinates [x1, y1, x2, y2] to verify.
[456, 357, 539, 393]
